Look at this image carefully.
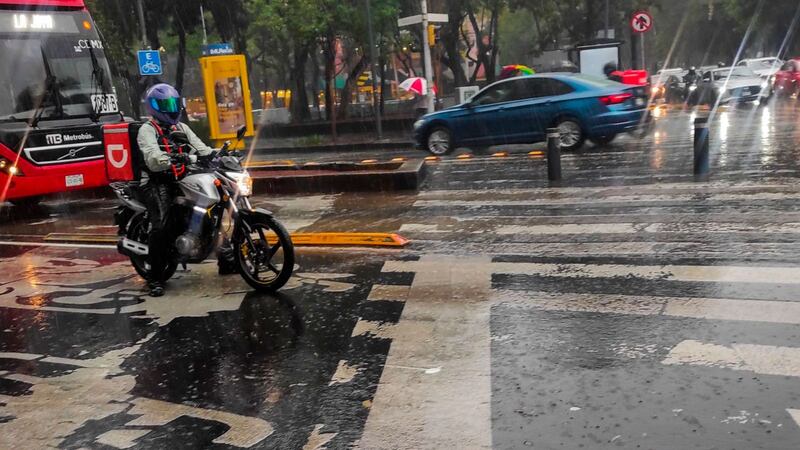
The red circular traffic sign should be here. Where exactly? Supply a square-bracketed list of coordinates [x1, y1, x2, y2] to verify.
[630, 11, 653, 33]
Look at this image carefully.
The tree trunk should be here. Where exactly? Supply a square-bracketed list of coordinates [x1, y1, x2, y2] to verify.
[175, 23, 187, 93]
[442, 2, 468, 87]
[337, 55, 369, 120]
[322, 34, 337, 138]
[290, 44, 311, 123]
[379, 50, 387, 116]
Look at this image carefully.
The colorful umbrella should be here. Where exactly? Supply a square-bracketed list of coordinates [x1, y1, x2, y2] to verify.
[399, 77, 437, 96]
[499, 64, 536, 80]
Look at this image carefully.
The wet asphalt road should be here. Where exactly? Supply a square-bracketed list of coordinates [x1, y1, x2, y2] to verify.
[3, 103, 800, 449]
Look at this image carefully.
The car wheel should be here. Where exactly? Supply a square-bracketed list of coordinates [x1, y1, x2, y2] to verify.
[426, 127, 453, 155]
[589, 134, 617, 146]
[554, 118, 585, 151]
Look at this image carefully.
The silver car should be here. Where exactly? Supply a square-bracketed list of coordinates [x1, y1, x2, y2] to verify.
[737, 57, 783, 79]
[689, 67, 770, 106]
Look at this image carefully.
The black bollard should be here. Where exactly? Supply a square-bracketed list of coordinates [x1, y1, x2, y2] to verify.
[693, 115, 710, 179]
[546, 128, 562, 182]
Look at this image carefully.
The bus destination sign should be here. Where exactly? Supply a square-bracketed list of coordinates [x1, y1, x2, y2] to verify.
[1, 12, 79, 34]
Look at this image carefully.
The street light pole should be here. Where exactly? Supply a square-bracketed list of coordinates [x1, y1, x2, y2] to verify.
[365, 0, 383, 139]
[421, 0, 435, 113]
[135, 0, 147, 49]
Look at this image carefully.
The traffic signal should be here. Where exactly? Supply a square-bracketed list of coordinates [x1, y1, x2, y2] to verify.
[428, 24, 436, 47]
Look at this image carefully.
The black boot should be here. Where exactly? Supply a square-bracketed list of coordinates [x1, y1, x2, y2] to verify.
[148, 281, 165, 297]
[217, 239, 237, 275]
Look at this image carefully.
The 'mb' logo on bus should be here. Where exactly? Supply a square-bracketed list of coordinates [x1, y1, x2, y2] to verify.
[46, 134, 63, 145]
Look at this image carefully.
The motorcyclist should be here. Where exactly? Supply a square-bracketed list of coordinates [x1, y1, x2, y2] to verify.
[138, 83, 214, 297]
[604, 62, 623, 82]
[683, 66, 698, 84]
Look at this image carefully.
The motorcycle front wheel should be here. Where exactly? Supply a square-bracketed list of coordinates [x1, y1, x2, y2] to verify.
[234, 215, 294, 291]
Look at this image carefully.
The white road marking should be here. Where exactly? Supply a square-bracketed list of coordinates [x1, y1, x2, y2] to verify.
[418, 181, 800, 198]
[127, 397, 274, 447]
[662, 340, 800, 378]
[367, 284, 410, 302]
[302, 424, 338, 450]
[351, 319, 394, 339]
[329, 360, 359, 386]
[95, 429, 151, 449]
[415, 192, 800, 208]
[496, 290, 800, 325]
[403, 222, 800, 235]
[493, 261, 800, 285]
[359, 256, 492, 449]
[0, 352, 40, 361]
[0, 240, 114, 250]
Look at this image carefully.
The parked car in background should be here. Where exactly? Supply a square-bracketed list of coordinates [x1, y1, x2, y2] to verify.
[773, 58, 800, 98]
[737, 57, 783, 79]
[414, 74, 649, 154]
[688, 67, 770, 106]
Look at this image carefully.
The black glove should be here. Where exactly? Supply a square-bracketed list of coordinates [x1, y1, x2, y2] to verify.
[170, 153, 191, 166]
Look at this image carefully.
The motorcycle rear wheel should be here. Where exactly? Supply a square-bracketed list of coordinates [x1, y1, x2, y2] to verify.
[234, 215, 294, 291]
[127, 214, 178, 282]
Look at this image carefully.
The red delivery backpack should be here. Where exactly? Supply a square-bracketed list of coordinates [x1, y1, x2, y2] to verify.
[104, 122, 145, 182]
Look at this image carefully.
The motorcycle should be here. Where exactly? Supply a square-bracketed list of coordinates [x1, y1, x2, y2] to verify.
[112, 126, 294, 292]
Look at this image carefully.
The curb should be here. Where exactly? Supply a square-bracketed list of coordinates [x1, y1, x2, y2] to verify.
[249, 159, 427, 195]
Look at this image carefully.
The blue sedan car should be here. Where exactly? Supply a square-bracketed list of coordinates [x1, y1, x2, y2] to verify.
[414, 73, 649, 154]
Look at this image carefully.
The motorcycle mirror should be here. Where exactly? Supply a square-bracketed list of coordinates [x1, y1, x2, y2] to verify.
[236, 125, 247, 141]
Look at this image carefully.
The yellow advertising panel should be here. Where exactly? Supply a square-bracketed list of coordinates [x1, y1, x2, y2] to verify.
[200, 54, 255, 146]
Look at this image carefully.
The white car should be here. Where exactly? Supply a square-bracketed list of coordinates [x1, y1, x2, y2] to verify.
[737, 57, 783, 79]
[689, 67, 770, 105]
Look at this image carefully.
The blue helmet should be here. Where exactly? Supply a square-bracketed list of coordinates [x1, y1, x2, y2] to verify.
[145, 83, 182, 125]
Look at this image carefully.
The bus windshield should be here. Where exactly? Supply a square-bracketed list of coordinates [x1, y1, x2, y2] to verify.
[0, 11, 115, 122]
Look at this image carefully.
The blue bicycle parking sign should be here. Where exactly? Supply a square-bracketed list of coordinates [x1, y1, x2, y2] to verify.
[137, 50, 162, 76]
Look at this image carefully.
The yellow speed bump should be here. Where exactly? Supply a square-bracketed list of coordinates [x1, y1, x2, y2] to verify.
[391, 157, 407, 162]
[492, 151, 508, 157]
[456, 153, 472, 159]
[424, 156, 440, 161]
[45, 232, 410, 248]
[361, 159, 379, 164]
[528, 150, 545, 157]
[267, 232, 409, 247]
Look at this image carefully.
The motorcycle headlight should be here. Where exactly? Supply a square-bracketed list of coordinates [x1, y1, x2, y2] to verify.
[689, 85, 697, 92]
[227, 171, 253, 196]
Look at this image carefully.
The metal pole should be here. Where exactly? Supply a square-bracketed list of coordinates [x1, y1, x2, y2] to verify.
[604, 0, 610, 38]
[365, 0, 383, 139]
[694, 115, 710, 179]
[136, 0, 147, 49]
[200, 5, 208, 46]
[546, 128, 562, 182]
[421, 0, 435, 113]
[641, 33, 645, 70]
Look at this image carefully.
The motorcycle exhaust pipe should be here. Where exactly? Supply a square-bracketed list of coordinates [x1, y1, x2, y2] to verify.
[118, 238, 149, 257]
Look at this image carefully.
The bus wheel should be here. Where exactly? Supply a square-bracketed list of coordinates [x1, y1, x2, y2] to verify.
[10, 196, 42, 208]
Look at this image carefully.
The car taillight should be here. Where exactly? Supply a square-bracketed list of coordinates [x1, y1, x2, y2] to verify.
[599, 93, 633, 105]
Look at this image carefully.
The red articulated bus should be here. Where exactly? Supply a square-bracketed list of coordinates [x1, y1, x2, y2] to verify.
[0, 0, 123, 206]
